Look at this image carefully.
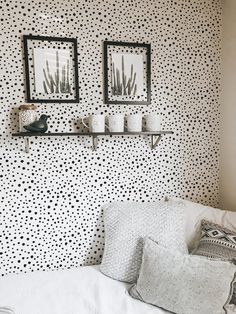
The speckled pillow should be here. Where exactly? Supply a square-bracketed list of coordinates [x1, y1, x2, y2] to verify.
[100, 201, 187, 283]
[129, 238, 236, 314]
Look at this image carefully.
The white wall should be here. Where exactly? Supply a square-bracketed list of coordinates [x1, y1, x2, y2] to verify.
[0, 0, 222, 275]
[221, 0, 236, 211]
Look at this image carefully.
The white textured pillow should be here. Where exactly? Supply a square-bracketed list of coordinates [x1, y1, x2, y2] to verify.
[166, 197, 236, 251]
[129, 238, 236, 314]
[100, 201, 187, 283]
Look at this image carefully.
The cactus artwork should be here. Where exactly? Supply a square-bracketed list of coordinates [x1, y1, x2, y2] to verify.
[111, 53, 143, 97]
[43, 51, 71, 94]
[34, 48, 72, 94]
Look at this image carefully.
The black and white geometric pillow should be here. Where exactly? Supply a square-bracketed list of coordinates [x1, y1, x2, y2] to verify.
[193, 220, 236, 308]
[193, 220, 236, 260]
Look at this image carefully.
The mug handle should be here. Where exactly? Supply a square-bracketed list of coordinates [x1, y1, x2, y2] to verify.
[142, 121, 146, 131]
[124, 120, 128, 131]
[104, 117, 109, 131]
[82, 118, 89, 129]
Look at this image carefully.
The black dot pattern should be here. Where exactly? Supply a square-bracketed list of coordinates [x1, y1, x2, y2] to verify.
[0, 0, 221, 275]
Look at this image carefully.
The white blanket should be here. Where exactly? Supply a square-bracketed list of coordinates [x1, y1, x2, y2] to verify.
[0, 265, 168, 314]
[0, 308, 15, 314]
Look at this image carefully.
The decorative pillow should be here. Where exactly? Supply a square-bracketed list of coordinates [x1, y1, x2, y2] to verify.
[192, 220, 236, 260]
[100, 201, 187, 283]
[129, 238, 236, 314]
[166, 197, 236, 251]
[192, 220, 236, 311]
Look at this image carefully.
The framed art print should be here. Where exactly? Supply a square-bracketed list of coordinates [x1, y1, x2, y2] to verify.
[23, 35, 79, 103]
[103, 41, 151, 105]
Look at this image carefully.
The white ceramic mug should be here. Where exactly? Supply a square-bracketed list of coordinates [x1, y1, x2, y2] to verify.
[126, 114, 142, 132]
[82, 114, 105, 133]
[145, 113, 161, 131]
[107, 114, 124, 132]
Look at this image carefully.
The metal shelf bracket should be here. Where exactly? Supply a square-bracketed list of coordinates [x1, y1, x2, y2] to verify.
[92, 135, 98, 151]
[150, 135, 162, 150]
[24, 137, 30, 153]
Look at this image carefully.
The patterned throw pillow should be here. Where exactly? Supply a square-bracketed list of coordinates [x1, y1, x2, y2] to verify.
[100, 201, 188, 283]
[193, 220, 236, 310]
[192, 220, 236, 260]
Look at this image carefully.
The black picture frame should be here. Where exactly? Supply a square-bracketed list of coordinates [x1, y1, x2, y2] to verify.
[23, 35, 79, 103]
[103, 41, 151, 105]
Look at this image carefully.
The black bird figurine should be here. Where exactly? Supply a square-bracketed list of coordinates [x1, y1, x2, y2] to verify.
[24, 114, 50, 133]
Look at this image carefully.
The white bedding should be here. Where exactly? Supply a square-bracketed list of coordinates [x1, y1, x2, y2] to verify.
[0, 265, 168, 314]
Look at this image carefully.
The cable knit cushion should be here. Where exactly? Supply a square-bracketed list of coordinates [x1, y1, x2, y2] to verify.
[129, 238, 236, 314]
[100, 201, 187, 283]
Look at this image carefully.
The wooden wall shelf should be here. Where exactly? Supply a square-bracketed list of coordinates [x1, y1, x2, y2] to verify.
[12, 131, 173, 153]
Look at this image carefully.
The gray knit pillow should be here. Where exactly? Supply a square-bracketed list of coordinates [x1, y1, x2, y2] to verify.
[129, 238, 236, 314]
[100, 201, 187, 283]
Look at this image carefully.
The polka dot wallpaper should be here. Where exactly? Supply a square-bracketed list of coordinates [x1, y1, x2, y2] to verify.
[0, 0, 222, 275]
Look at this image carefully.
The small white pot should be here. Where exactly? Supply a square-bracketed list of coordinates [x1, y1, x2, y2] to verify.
[82, 114, 105, 133]
[145, 113, 161, 131]
[107, 114, 124, 132]
[126, 114, 143, 132]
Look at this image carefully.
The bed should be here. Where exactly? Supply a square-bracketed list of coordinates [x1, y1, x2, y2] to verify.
[3, 199, 232, 314]
[0, 265, 168, 314]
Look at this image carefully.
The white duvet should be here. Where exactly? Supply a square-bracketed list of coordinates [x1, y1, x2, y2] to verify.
[0, 265, 168, 314]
